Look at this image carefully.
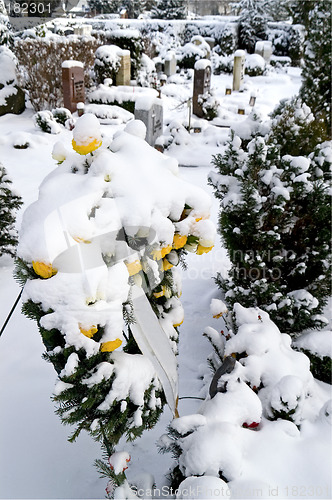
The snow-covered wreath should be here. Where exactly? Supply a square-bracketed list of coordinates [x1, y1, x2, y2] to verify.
[15, 113, 216, 492]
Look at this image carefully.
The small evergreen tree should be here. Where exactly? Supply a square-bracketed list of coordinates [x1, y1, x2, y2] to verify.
[237, 0, 268, 53]
[299, 1, 331, 137]
[0, 163, 22, 257]
[208, 104, 331, 334]
[287, 0, 315, 28]
[151, 0, 186, 20]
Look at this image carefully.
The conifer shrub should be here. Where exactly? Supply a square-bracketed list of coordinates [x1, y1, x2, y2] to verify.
[208, 105, 331, 335]
[299, 1, 331, 137]
[0, 163, 22, 258]
[97, 30, 143, 80]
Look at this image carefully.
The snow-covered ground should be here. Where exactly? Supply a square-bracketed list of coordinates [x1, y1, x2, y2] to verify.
[0, 59, 331, 500]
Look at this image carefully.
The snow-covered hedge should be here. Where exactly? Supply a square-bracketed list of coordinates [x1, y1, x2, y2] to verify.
[16, 113, 216, 488]
[13, 36, 101, 111]
[88, 83, 159, 113]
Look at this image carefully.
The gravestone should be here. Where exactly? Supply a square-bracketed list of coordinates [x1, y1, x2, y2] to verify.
[116, 51, 131, 86]
[164, 51, 176, 77]
[134, 97, 163, 147]
[249, 92, 256, 106]
[192, 59, 211, 118]
[62, 60, 85, 113]
[74, 25, 92, 36]
[232, 50, 245, 91]
[255, 41, 272, 63]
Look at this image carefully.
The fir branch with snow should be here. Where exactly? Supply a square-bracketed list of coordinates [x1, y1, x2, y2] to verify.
[0, 163, 22, 257]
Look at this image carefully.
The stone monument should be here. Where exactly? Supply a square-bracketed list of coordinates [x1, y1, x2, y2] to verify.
[164, 51, 176, 77]
[134, 96, 163, 147]
[192, 59, 211, 118]
[62, 60, 85, 113]
[116, 51, 131, 86]
[255, 41, 273, 63]
[232, 50, 245, 91]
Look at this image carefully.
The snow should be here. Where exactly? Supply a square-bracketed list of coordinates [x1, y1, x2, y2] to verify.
[0, 46, 16, 86]
[109, 451, 131, 474]
[234, 49, 245, 57]
[293, 330, 332, 359]
[72, 112, 102, 146]
[135, 95, 161, 111]
[0, 18, 331, 500]
[194, 59, 211, 71]
[176, 476, 230, 499]
[61, 60, 84, 68]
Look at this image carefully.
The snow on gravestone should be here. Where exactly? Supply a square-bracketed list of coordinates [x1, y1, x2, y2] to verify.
[62, 60, 85, 113]
[193, 59, 211, 118]
[232, 50, 245, 91]
[134, 96, 163, 147]
[255, 40, 273, 63]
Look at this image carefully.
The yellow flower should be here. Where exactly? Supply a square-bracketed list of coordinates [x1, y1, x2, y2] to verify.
[72, 137, 102, 156]
[196, 244, 214, 255]
[213, 312, 227, 319]
[173, 234, 187, 249]
[80, 325, 98, 338]
[161, 245, 172, 258]
[73, 236, 92, 244]
[32, 261, 57, 279]
[126, 259, 142, 276]
[100, 338, 122, 352]
[173, 319, 184, 328]
[153, 289, 164, 298]
[163, 258, 174, 271]
[151, 248, 162, 260]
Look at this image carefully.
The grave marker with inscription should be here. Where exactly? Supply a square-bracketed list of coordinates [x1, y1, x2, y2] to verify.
[134, 97, 163, 147]
[232, 50, 245, 91]
[62, 60, 85, 113]
[193, 59, 211, 118]
[116, 51, 131, 86]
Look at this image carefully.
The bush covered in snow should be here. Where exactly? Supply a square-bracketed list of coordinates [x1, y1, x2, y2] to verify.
[160, 303, 327, 488]
[244, 53, 265, 76]
[34, 108, 73, 134]
[0, 46, 25, 116]
[176, 35, 211, 70]
[268, 97, 329, 157]
[238, 0, 268, 54]
[267, 22, 305, 66]
[94, 45, 122, 85]
[0, 14, 12, 46]
[293, 330, 332, 384]
[299, 1, 331, 137]
[97, 29, 143, 81]
[208, 114, 331, 334]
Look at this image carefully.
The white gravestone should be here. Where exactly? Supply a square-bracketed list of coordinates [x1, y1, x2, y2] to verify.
[255, 41, 273, 63]
[233, 49, 245, 91]
[164, 51, 176, 77]
[134, 96, 163, 147]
